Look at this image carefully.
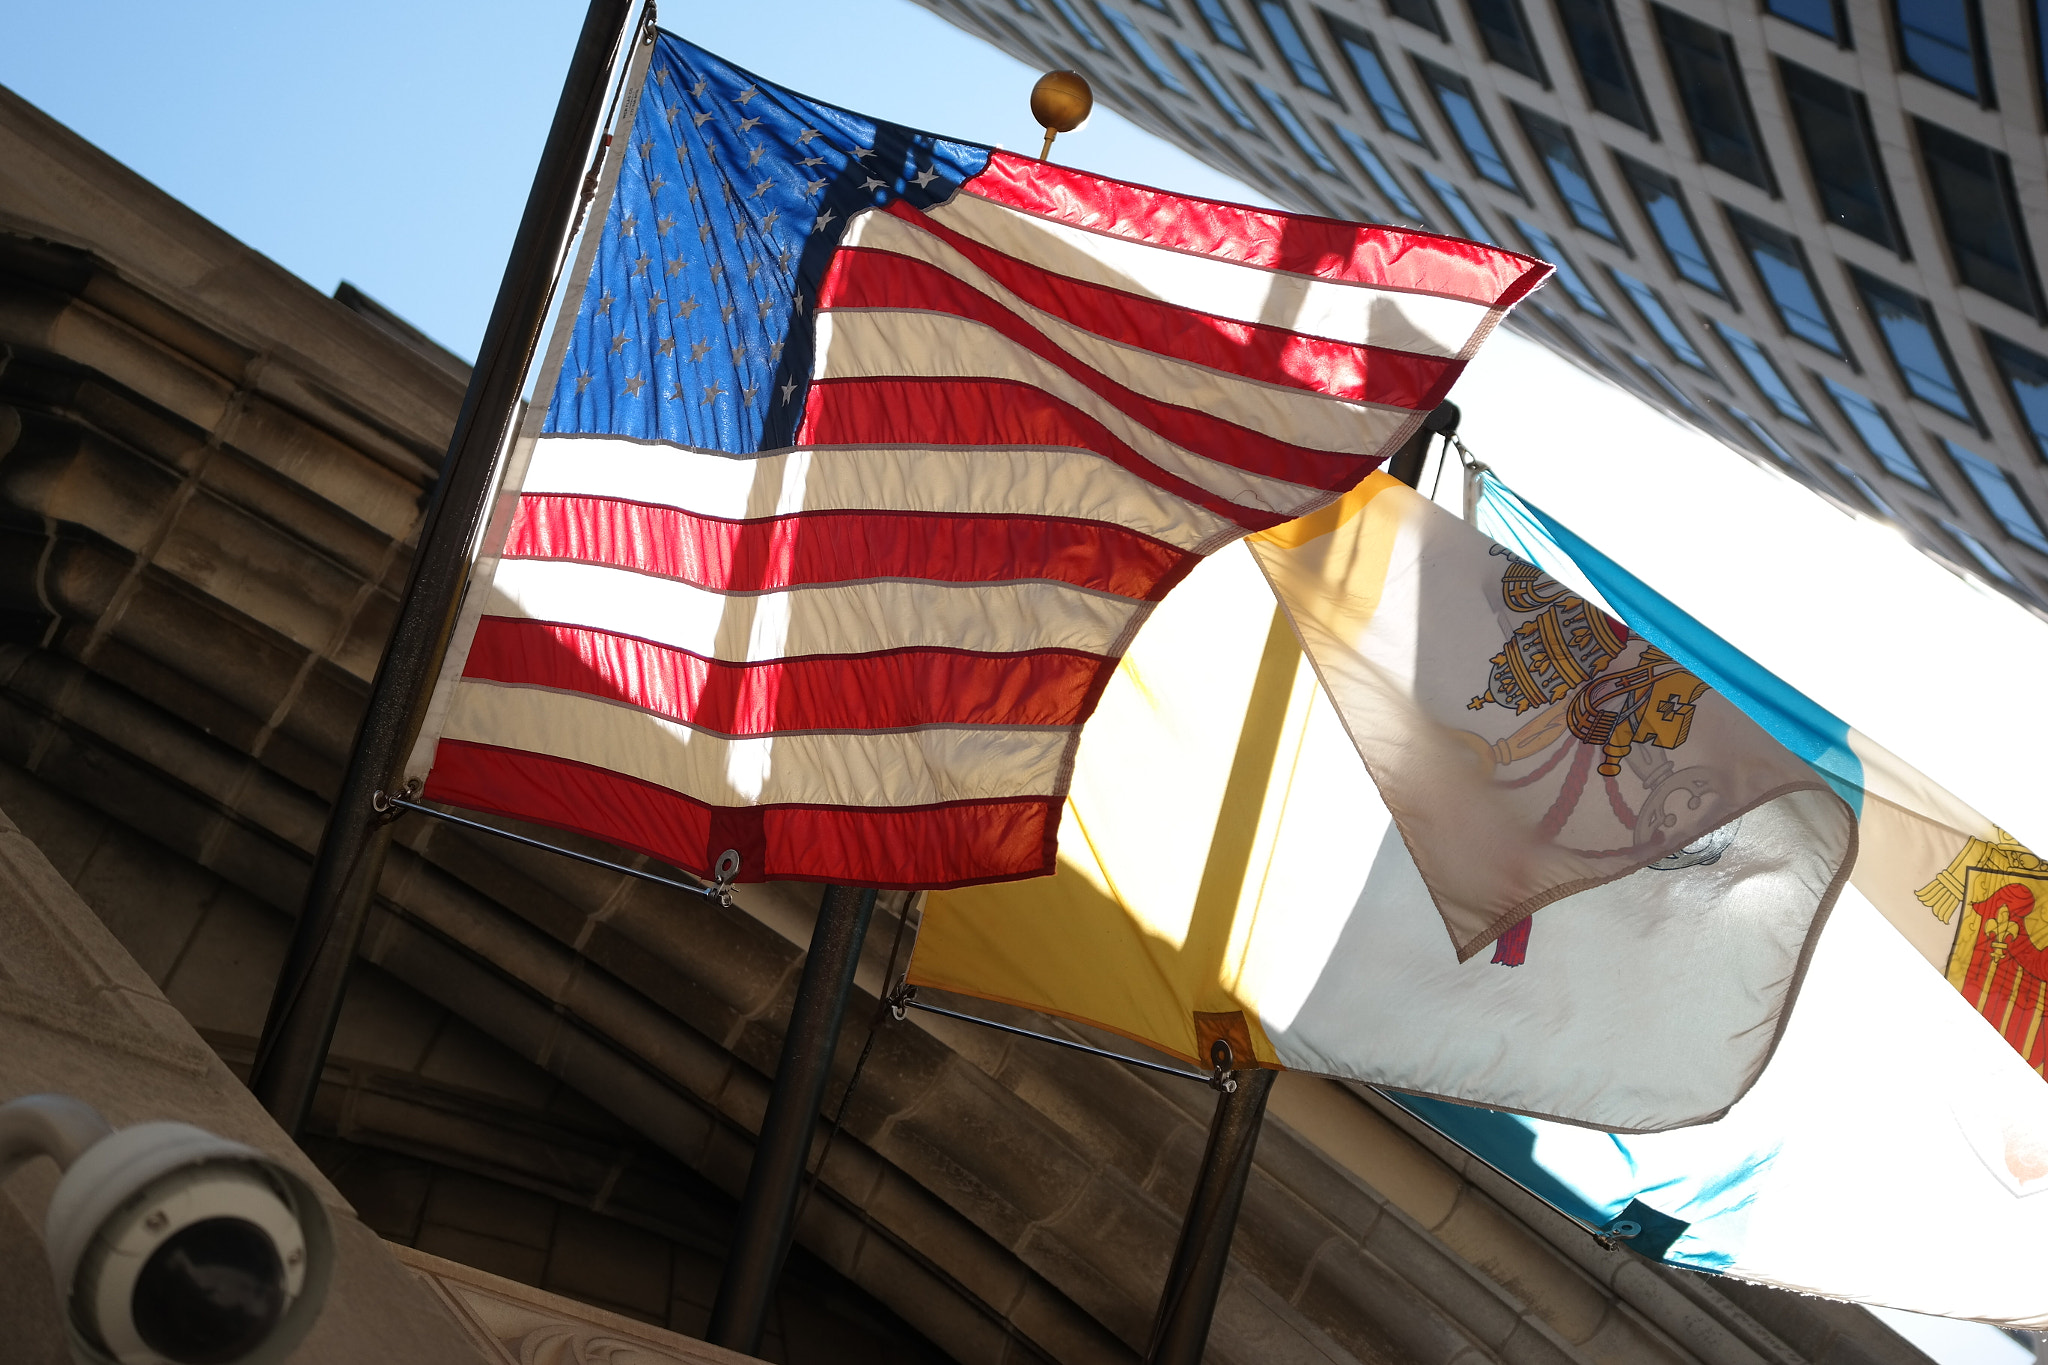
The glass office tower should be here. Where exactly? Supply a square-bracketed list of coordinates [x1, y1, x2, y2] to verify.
[915, 0, 2048, 609]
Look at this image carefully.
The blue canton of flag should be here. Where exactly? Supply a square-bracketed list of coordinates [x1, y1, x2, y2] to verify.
[547, 34, 991, 450]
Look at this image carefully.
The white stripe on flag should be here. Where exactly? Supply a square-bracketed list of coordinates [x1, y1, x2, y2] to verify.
[519, 437, 1239, 552]
[934, 191, 1495, 354]
[441, 681, 1072, 805]
[811, 312, 1347, 513]
[484, 558, 1147, 660]
[843, 210, 1417, 431]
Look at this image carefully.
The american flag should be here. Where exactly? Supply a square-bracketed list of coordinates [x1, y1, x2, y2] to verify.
[405, 32, 1548, 889]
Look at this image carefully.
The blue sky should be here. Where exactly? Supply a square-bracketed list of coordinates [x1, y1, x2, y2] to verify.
[1, 6, 2040, 1361]
[4, 0, 1260, 359]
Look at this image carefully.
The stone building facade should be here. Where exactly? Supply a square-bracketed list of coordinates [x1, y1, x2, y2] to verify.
[912, 0, 2048, 611]
[0, 72, 1945, 1365]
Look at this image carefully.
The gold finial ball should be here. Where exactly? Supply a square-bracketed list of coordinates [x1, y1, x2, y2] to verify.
[1030, 70, 1094, 134]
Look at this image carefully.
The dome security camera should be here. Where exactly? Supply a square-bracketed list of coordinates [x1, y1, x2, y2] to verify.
[0, 1096, 333, 1365]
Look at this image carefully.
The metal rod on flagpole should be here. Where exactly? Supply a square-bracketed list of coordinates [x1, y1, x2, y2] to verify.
[708, 884, 877, 1354]
[1138, 400, 1455, 1362]
[247, 0, 645, 1136]
[1146, 1056, 1276, 1365]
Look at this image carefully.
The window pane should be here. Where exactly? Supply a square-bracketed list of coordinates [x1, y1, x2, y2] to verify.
[1939, 519, 2022, 583]
[1819, 376, 1932, 487]
[1652, 8, 1775, 191]
[1916, 120, 2042, 316]
[1329, 22, 1426, 142]
[1514, 107, 1617, 239]
[1629, 353, 1704, 414]
[1727, 211, 1844, 355]
[1850, 269, 1975, 420]
[1177, 42, 1266, 131]
[1610, 267, 1710, 369]
[1256, 0, 1337, 95]
[1766, 0, 1844, 40]
[1466, 0, 1549, 83]
[1419, 62, 1522, 190]
[1333, 124, 1426, 219]
[1387, 0, 1448, 36]
[1098, 7, 1193, 93]
[1895, 0, 1986, 100]
[1986, 332, 2048, 463]
[987, 9, 1062, 67]
[1615, 158, 1722, 293]
[1047, 0, 1114, 50]
[1532, 302, 1613, 367]
[1829, 459, 1896, 516]
[1194, 0, 1254, 52]
[1251, 81, 1342, 171]
[1776, 65, 1900, 254]
[1419, 168, 1496, 242]
[1513, 217, 1610, 316]
[1724, 402, 1803, 466]
[1714, 323, 1816, 425]
[1552, 0, 1654, 131]
[1947, 441, 2048, 551]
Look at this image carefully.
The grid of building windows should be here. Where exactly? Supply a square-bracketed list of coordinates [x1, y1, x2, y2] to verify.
[924, 0, 2048, 602]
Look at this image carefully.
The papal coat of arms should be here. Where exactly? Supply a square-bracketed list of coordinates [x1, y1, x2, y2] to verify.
[1462, 551, 1724, 964]
[1919, 831, 2048, 1075]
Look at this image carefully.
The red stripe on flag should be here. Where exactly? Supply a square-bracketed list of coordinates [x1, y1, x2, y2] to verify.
[965, 150, 1552, 304]
[461, 617, 1121, 733]
[798, 377, 1318, 528]
[879, 201, 1463, 408]
[423, 739, 1059, 888]
[505, 494, 1194, 598]
[818, 252, 1383, 489]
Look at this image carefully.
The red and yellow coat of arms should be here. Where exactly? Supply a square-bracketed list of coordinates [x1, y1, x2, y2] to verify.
[1919, 832, 2048, 1075]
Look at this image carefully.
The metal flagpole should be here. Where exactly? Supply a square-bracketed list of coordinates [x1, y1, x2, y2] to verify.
[248, 0, 646, 1136]
[1147, 1052, 1276, 1365]
[708, 884, 877, 1354]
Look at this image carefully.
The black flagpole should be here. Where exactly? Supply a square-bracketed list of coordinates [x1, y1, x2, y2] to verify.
[1147, 1056, 1276, 1365]
[707, 885, 877, 1353]
[248, 0, 645, 1135]
[1140, 401, 1458, 1363]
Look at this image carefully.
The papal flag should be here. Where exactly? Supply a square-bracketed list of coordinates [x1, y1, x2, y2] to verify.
[1383, 476, 2048, 1327]
[911, 472, 1855, 1132]
[398, 31, 1545, 889]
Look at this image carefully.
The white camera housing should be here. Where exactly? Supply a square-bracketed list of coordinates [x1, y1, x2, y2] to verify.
[44, 1122, 333, 1365]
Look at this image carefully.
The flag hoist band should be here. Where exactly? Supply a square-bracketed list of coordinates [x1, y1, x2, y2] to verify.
[397, 31, 1550, 890]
